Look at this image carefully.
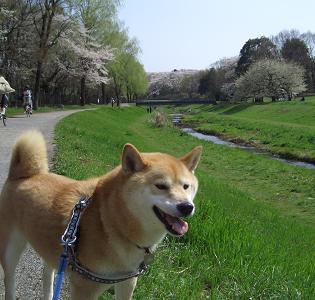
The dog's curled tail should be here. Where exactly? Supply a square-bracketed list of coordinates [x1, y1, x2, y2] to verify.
[8, 130, 49, 180]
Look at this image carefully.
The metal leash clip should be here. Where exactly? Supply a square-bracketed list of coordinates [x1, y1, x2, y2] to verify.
[52, 196, 92, 300]
[61, 196, 92, 248]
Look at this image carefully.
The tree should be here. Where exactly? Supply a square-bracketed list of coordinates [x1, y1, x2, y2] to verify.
[32, 0, 72, 109]
[69, 0, 147, 105]
[235, 37, 277, 76]
[198, 69, 212, 95]
[107, 33, 148, 104]
[180, 73, 200, 98]
[271, 29, 301, 50]
[0, 1, 36, 85]
[107, 52, 145, 102]
[68, 0, 120, 33]
[147, 70, 200, 99]
[301, 31, 315, 57]
[0, 0, 140, 107]
[301, 31, 315, 91]
[272, 29, 315, 92]
[281, 38, 311, 68]
[198, 68, 226, 101]
[62, 27, 113, 106]
[123, 56, 147, 101]
[281, 38, 312, 90]
[68, 0, 122, 104]
[235, 59, 306, 101]
[209, 57, 238, 101]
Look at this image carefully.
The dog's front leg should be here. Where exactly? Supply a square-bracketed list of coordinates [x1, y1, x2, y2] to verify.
[114, 277, 137, 300]
[42, 263, 54, 300]
[70, 287, 99, 300]
[70, 278, 102, 300]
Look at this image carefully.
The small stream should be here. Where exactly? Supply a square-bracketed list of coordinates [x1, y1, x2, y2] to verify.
[171, 114, 315, 170]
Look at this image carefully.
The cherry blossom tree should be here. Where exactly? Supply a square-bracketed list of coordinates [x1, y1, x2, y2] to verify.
[147, 69, 199, 99]
[235, 59, 306, 101]
[57, 23, 113, 105]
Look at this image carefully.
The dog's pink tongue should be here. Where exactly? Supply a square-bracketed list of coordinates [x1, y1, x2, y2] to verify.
[165, 215, 188, 235]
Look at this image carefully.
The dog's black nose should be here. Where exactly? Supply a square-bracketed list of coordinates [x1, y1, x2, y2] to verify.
[177, 203, 194, 216]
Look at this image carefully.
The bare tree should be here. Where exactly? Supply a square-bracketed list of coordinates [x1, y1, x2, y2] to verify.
[271, 29, 301, 50]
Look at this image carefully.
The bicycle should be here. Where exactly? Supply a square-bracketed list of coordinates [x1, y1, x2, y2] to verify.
[0, 113, 7, 126]
[25, 104, 32, 118]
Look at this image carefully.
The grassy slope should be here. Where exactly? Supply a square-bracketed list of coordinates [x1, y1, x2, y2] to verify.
[177, 97, 315, 163]
[54, 107, 315, 299]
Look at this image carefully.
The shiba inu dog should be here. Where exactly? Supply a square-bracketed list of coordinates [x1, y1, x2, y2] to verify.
[0, 130, 202, 300]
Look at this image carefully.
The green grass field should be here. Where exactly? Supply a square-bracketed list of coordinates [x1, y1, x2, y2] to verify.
[53, 106, 315, 299]
[174, 96, 315, 163]
[5, 104, 97, 117]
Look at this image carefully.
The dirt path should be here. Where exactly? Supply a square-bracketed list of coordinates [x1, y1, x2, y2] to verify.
[0, 110, 81, 299]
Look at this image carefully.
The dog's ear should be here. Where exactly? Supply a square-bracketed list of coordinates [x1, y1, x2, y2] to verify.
[122, 144, 146, 173]
[180, 146, 202, 172]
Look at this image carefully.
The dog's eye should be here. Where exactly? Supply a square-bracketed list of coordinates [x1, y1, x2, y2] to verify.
[183, 184, 189, 190]
[155, 184, 168, 190]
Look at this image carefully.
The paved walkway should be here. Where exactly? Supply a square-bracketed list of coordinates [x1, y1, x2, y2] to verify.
[0, 110, 81, 299]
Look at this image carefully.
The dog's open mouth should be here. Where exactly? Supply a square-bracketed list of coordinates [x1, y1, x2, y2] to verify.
[153, 205, 188, 236]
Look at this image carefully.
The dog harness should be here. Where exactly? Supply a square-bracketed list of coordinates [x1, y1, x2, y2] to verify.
[52, 196, 153, 300]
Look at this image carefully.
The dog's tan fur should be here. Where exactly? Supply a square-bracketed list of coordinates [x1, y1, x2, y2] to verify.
[0, 130, 202, 300]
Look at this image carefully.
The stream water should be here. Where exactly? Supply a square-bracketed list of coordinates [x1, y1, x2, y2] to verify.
[171, 114, 315, 170]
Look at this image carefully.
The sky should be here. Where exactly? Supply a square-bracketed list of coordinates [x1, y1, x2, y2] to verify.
[118, 0, 315, 72]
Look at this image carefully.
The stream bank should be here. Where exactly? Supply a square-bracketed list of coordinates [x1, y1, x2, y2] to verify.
[171, 113, 315, 170]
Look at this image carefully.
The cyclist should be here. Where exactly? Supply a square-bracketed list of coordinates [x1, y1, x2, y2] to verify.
[0, 93, 9, 116]
[22, 85, 33, 114]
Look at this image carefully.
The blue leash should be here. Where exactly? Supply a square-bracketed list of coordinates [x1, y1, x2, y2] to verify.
[50, 195, 149, 298]
[52, 253, 69, 300]
[51, 196, 92, 300]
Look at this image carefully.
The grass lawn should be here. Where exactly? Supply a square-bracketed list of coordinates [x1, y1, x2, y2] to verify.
[5, 104, 97, 117]
[53, 106, 315, 299]
[173, 96, 315, 163]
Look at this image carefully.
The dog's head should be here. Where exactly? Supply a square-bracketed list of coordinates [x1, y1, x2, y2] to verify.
[121, 144, 202, 242]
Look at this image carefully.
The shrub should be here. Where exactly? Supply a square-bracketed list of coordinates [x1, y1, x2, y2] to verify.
[149, 110, 169, 127]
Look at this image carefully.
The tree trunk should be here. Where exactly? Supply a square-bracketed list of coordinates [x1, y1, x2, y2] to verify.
[101, 82, 107, 104]
[254, 97, 263, 103]
[33, 61, 43, 110]
[33, 1, 61, 109]
[287, 91, 292, 101]
[112, 75, 121, 106]
[311, 59, 315, 92]
[80, 76, 86, 106]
